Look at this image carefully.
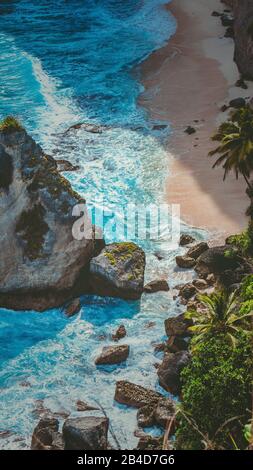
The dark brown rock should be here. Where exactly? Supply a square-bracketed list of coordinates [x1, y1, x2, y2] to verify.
[179, 283, 197, 300]
[111, 324, 127, 342]
[154, 398, 176, 429]
[175, 256, 196, 269]
[166, 335, 188, 353]
[64, 298, 81, 317]
[137, 405, 155, 428]
[192, 279, 208, 290]
[157, 351, 191, 395]
[229, 97, 246, 108]
[63, 416, 109, 450]
[184, 126, 196, 135]
[179, 234, 196, 246]
[137, 435, 163, 450]
[31, 417, 59, 450]
[165, 313, 192, 337]
[186, 242, 209, 260]
[95, 344, 129, 365]
[144, 279, 169, 293]
[114, 381, 162, 408]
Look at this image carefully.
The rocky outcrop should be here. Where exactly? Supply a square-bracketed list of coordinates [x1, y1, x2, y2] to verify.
[114, 381, 162, 408]
[63, 415, 109, 450]
[95, 344, 129, 365]
[89, 243, 145, 300]
[195, 245, 252, 286]
[232, 1, 253, 80]
[0, 126, 95, 311]
[0, 125, 145, 310]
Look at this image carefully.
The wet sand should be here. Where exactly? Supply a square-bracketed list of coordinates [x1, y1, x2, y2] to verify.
[140, 0, 251, 241]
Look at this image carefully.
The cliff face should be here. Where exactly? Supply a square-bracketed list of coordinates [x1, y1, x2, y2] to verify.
[224, 0, 253, 79]
[0, 127, 95, 311]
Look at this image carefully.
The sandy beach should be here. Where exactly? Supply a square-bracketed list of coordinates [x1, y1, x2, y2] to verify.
[140, 0, 252, 241]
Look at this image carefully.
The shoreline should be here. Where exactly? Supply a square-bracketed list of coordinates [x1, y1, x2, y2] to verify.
[140, 0, 252, 242]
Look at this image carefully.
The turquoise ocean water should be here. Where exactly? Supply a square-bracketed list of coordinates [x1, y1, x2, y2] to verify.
[0, 0, 204, 449]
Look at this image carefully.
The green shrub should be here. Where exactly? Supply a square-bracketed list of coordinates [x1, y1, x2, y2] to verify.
[0, 116, 23, 132]
[240, 275, 253, 315]
[226, 222, 253, 257]
[176, 333, 252, 450]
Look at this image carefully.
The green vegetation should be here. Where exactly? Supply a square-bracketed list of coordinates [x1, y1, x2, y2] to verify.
[0, 116, 23, 132]
[176, 332, 252, 450]
[16, 204, 49, 260]
[185, 290, 253, 349]
[209, 105, 253, 190]
[226, 221, 253, 257]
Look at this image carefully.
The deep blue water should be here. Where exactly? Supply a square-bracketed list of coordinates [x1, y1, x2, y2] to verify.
[0, 0, 204, 449]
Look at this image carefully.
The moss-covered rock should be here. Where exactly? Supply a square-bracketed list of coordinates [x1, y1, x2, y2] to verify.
[89, 242, 145, 300]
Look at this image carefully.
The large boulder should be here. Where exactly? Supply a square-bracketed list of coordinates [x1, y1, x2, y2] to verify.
[165, 313, 192, 337]
[63, 416, 109, 450]
[95, 345, 129, 365]
[157, 351, 191, 395]
[31, 417, 61, 450]
[144, 279, 169, 293]
[114, 381, 162, 408]
[175, 256, 196, 269]
[89, 242, 145, 300]
[231, 0, 253, 80]
[186, 242, 209, 260]
[195, 245, 252, 285]
[0, 126, 95, 311]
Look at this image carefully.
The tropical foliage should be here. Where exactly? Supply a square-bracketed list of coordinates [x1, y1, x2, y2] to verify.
[176, 333, 252, 450]
[185, 290, 253, 348]
[209, 105, 253, 189]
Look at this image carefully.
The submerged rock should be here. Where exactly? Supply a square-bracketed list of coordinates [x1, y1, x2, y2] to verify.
[89, 242, 145, 300]
[157, 351, 191, 395]
[0, 127, 95, 311]
[63, 416, 109, 450]
[95, 344, 129, 365]
[64, 298, 81, 318]
[144, 279, 169, 293]
[179, 234, 196, 246]
[111, 324, 127, 342]
[114, 381, 162, 408]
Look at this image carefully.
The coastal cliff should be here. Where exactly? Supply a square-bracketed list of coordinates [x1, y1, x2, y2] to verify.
[0, 121, 145, 311]
[223, 0, 253, 80]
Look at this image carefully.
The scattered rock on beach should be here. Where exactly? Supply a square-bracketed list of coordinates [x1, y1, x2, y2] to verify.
[114, 381, 162, 408]
[95, 344, 129, 365]
[235, 78, 248, 89]
[144, 279, 169, 293]
[184, 126, 196, 135]
[229, 97, 246, 109]
[221, 13, 234, 27]
[89, 242, 145, 300]
[111, 324, 127, 342]
[175, 255, 196, 269]
[179, 234, 196, 246]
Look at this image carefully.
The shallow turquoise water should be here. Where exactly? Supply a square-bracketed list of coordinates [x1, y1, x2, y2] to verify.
[0, 0, 205, 449]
